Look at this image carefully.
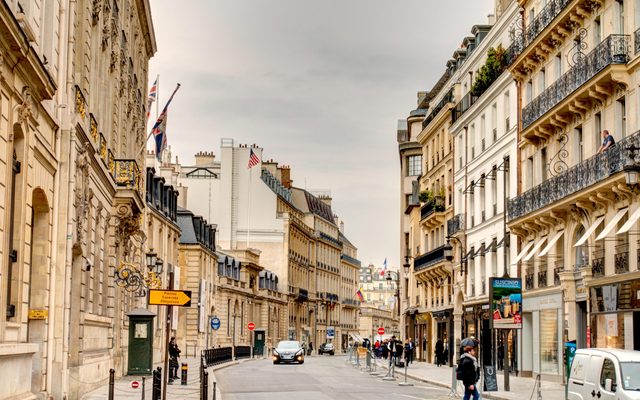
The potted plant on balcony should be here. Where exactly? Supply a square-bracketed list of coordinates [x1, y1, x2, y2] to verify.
[418, 189, 435, 204]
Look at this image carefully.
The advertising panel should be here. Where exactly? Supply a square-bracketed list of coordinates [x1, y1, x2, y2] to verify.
[490, 277, 522, 329]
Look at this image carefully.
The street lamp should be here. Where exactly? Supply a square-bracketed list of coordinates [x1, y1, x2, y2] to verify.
[444, 242, 453, 262]
[386, 271, 400, 318]
[114, 252, 163, 294]
[624, 145, 640, 190]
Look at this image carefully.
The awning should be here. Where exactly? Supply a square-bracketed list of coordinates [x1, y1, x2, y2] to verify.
[574, 216, 605, 247]
[484, 238, 498, 253]
[496, 235, 509, 248]
[464, 248, 475, 260]
[511, 241, 535, 265]
[595, 208, 628, 241]
[617, 207, 640, 234]
[523, 237, 547, 262]
[474, 244, 485, 257]
[538, 231, 564, 257]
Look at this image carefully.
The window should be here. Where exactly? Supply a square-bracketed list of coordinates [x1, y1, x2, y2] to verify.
[526, 80, 533, 103]
[617, 97, 626, 137]
[407, 155, 422, 176]
[594, 16, 601, 44]
[527, 157, 534, 189]
[616, 0, 625, 34]
[540, 309, 559, 374]
[575, 126, 584, 163]
[541, 148, 548, 181]
[595, 112, 602, 150]
[539, 68, 546, 93]
[600, 359, 617, 391]
[554, 54, 562, 79]
[504, 91, 511, 131]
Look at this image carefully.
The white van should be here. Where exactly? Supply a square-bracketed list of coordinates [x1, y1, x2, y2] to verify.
[568, 349, 640, 400]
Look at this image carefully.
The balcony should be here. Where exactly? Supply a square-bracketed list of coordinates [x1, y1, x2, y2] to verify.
[554, 265, 562, 286]
[297, 288, 309, 302]
[414, 245, 447, 272]
[422, 88, 454, 129]
[538, 269, 548, 288]
[508, 130, 640, 221]
[451, 92, 479, 124]
[114, 159, 142, 192]
[421, 201, 445, 221]
[522, 35, 630, 132]
[525, 269, 534, 290]
[341, 254, 361, 267]
[447, 213, 465, 237]
[592, 249, 605, 278]
[615, 243, 629, 274]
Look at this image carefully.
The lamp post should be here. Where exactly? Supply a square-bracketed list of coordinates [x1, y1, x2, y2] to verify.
[624, 145, 640, 190]
[386, 271, 400, 320]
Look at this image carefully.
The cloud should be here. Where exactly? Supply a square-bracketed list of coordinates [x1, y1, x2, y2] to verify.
[149, 0, 494, 267]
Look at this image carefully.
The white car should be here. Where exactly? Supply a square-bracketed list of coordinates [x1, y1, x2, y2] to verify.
[568, 348, 640, 400]
[272, 340, 304, 364]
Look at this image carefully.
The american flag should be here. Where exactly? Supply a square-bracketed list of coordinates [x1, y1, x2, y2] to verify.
[248, 148, 260, 168]
[146, 77, 158, 120]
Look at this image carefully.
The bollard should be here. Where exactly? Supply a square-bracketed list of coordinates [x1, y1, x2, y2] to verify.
[398, 356, 413, 386]
[202, 370, 209, 400]
[141, 376, 146, 400]
[181, 362, 188, 385]
[108, 369, 115, 400]
[152, 367, 162, 400]
[212, 381, 217, 400]
[382, 357, 396, 381]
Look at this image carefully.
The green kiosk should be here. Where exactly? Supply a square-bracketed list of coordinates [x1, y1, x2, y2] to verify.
[127, 308, 156, 375]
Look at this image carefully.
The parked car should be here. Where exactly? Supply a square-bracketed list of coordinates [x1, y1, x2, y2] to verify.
[567, 348, 640, 400]
[318, 343, 335, 355]
[272, 340, 304, 364]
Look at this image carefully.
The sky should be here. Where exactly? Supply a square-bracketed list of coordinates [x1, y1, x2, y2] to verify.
[148, 0, 494, 269]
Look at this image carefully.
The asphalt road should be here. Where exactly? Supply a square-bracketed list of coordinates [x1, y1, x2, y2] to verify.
[216, 356, 453, 400]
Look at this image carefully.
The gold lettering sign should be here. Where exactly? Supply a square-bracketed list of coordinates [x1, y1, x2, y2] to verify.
[28, 309, 48, 320]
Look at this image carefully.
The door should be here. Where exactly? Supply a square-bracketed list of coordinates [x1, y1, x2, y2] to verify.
[577, 302, 587, 348]
[254, 330, 265, 357]
[634, 312, 640, 351]
[596, 358, 618, 400]
[128, 319, 153, 374]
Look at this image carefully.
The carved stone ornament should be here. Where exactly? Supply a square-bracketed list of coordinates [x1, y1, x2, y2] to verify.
[72, 143, 93, 255]
[115, 203, 142, 253]
[17, 86, 33, 125]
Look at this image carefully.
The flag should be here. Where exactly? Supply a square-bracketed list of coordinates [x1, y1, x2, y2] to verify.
[146, 76, 158, 120]
[151, 83, 180, 161]
[356, 288, 365, 302]
[380, 257, 387, 277]
[248, 148, 260, 168]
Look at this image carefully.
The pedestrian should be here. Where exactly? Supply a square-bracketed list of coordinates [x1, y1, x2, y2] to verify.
[387, 336, 399, 367]
[404, 339, 412, 365]
[422, 335, 427, 361]
[168, 337, 181, 382]
[381, 339, 389, 359]
[459, 345, 480, 400]
[598, 130, 615, 153]
[443, 342, 449, 366]
[435, 339, 444, 367]
[308, 341, 313, 355]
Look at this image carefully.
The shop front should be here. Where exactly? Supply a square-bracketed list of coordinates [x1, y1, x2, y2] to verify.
[415, 312, 432, 362]
[432, 309, 454, 366]
[462, 303, 492, 367]
[521, 291, 563, 378]
[589, 279, 640, 350]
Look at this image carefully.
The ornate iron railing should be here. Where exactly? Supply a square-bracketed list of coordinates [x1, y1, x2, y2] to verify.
[423, 88, 454, 129]
[114, 159, 142, 192]
[522, 35, 630, 129]
[553, 266, 562, 286]
[447, 213, 465, 236]
[615, 243, 629, 274]
[538, 269, 548, 288]
[341, 254, 361, 267]
[508, 130, 640, 221]
[525, 0, 573, 46]
[451, 92, 479, 124]
[525, 270, 534, 290]
[635, 28, 640, 55]
[235, 346, 251, 359]
[414, 245, 446, 272]
[592, 249, 605, 277]
[421, 201, 445, 220]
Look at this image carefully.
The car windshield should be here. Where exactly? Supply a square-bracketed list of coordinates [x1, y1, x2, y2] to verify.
[277, 341, 299, 350]
[620, 362, 640, 390]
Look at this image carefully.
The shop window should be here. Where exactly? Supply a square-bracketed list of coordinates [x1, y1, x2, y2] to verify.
[540, 308, 559, 374]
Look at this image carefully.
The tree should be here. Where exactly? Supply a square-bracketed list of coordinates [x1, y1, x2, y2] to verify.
[470, 46, 508, 97]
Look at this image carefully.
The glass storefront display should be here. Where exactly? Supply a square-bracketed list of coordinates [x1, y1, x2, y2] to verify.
[591, 312, 625, 349]
[540, 309, 559, 374]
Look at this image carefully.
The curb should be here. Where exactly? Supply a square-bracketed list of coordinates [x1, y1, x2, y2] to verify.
[208, 358, 258, 400]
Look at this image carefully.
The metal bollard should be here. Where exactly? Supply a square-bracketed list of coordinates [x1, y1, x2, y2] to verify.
[212, 381, 217, 400]
[152, 367, 162, 400]
[202, 370, 209, 400]
[398, 356, 413, 386]
[108, 369, 115, 400]
[141, 376, 146, 400]
[181, 362, 188, 385]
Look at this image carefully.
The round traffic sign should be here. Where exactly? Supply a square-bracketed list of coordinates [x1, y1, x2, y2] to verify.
[211, 316, 221, 330]
[131, 381, 140, 389]
[377, 327, 385, 335]
[248, 322, 255, 331]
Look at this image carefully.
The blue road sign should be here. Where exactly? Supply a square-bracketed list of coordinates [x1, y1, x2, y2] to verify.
[211, 316, 221, 330]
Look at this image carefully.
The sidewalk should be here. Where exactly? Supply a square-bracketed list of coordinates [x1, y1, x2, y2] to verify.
[81, 357, 233, 400]
[375, 359, 565, 400]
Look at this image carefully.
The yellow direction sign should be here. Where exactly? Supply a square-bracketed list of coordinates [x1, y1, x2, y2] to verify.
[28, 309, 48, 320]
[148, 289, 192, 307]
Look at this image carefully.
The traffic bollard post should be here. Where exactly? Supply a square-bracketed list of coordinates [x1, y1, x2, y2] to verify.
[141, 376, 146, 400]
[181, 362, 188, 385]
[108, 369, 115, 400]
[398, 356, 413, 386]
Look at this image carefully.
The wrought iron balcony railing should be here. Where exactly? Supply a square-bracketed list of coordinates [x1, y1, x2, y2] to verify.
[341, 254, 361, 267]
[538, 269, 547, 288]
[114, 159, 142, 192]
[615, 243, 629, 274]
[635, 28, 640, 55]
[414, 245, 446, 272]
[423, 88, 454, 129]
[451, 92, 479, 124]
[508, 130, 640, 221]
[592, 249, 605, 278]
[525, 0, 573, 47]
[525, 271, 534, 290]
[447, 213, 465, 236]
[553, 266, 562, 286]
[421, 201, 445, 220]
[522, 35, 630, 130]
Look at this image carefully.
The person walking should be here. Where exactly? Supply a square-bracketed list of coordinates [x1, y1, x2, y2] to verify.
[435, 339, 444, 367]
[308, 341, 313, 355]
[168, 337, 181, 382]
[404, 338, 414, 365]
[459, 346, 480, 400]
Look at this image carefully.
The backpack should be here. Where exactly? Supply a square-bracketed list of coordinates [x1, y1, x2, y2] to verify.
[456, 363, 464, 381]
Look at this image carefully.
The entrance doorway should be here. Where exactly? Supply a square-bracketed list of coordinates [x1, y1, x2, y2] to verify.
[254, 330, 265, 357]
[577, 301, 587, 348]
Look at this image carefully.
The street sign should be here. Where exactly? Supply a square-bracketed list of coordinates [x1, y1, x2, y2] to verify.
[148, 289, 192, 307]
[28, 309, 48, 320]
[131, 381, 140, 389]
[248, 322, 255, 331]
[377, 327, 385, 335]
[327, 326, 335, 339]
[211, 316, 221, 330]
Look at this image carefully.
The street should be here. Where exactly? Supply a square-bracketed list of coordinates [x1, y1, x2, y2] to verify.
[216, 356, 452, 400]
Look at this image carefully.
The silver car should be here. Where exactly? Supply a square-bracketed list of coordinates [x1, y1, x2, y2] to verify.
[273, 340, 304, 364]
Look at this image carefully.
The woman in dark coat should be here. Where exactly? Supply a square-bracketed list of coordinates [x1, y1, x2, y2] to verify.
[435, 339, 444, 367]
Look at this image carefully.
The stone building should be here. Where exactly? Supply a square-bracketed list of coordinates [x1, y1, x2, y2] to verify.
[358, 305, 400, 343]
[339, 232, 361, 352]
[506, 0, 640, 378]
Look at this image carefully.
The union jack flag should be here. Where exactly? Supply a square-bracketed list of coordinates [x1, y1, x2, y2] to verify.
[146, 77, 158, 120]
[248, 148, 260, 169]
[151, 83, 180, 161]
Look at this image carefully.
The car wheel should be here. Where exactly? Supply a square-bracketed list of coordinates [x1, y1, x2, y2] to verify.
[330, 352, 334, 356]
[273, 360, 279, 365]
[299, 360, 304, 364]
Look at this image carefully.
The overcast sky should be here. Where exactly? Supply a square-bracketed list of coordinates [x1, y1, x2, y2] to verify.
[148, 0, 494, 269]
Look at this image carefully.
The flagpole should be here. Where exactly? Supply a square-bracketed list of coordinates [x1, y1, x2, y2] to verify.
[136, 82, 181, 159]
[155, 74, 160, 122]
[246, 158, 253, 249]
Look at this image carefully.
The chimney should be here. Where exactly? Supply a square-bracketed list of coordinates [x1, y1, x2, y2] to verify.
[417, 91, 427, 106]
[318, 194, 332, 207]
[339, 221, 344, 233]
[279, 165, 292, 189]
[194, 151, 215, 166]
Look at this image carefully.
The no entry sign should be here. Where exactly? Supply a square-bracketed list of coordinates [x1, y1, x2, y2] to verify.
[248, 322, 255, 331]
[377, 327, 385, 335]
[131, 381, 140, 389]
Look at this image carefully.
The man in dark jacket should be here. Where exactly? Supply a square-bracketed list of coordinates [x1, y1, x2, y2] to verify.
[168, 337, 181, 381]
[459, 346, 480, 400]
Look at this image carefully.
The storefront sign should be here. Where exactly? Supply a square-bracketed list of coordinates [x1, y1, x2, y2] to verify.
[489, 278, 522, 329]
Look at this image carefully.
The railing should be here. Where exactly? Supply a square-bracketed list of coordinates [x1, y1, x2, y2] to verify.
[325, 292, 339, 302]
[522, 35, 630, 129]
[319, 232, 343, 247]
[526, 0, 573, 47]
[635, 28, 640, 54]
[447, 213, 465, 236]
[114, 159, 142, 193]
[341, 254, 362, 267]
[409, 109, 427, 117]
[592, 249, 605, 277]
[414, 245, 446, 272]
[553, 266, 562, 286]
[423, 88, 454, 129]
[202, 347, 232, 366]
[342, 298, 360, 306]
[451, 92, 479, 124]
[508, 130, 640, 221]
[235, 346, 251, 360]
[538, 269, 548, 288]
[421, 201, 445, 220]
[615, 243, 629, 274]
[525, 270, 534, 290]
